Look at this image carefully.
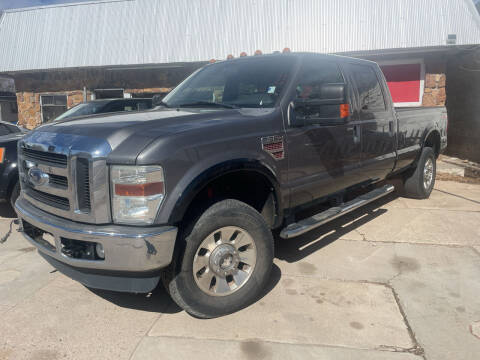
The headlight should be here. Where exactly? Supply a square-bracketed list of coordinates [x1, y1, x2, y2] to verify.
[111, 165, 165, 225]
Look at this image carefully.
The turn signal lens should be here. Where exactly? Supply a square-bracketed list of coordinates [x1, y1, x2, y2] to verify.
[340, 104, 350, 118]
[0, 148, 4, 163]
[114, 182, 164, 197]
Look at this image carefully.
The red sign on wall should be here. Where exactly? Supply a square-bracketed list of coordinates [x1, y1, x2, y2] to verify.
[380, 63, 421, 104]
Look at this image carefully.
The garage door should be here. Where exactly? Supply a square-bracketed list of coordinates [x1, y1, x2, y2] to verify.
[380, 63, 423, 106]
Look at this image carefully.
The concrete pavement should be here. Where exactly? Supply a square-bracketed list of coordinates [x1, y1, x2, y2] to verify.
[1, 180, 479, 360]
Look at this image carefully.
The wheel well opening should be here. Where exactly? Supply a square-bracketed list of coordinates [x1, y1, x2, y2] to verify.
[425, 131, 441, 158]
[182, 170, 278, 229]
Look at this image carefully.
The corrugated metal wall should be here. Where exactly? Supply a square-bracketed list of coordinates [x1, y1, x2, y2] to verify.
[0, 0, 479, 72]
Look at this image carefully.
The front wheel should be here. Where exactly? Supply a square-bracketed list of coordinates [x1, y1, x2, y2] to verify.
[9, 181, 20, 210]
[163, 199, 274, 318]
[403, 146, 436, 199]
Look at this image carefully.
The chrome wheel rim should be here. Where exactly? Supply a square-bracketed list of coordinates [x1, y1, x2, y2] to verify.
[193, 226, 257, 296]
[424, 158, 434, 190]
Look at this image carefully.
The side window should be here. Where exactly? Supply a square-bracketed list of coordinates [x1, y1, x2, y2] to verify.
[106, 101, 128, 112]
[296, 59, 344, 100]
[348, 64, 386, 112]
[5, 123, 20, 133]
[293, 58, 345, 123]
[0, 124, 10, 136]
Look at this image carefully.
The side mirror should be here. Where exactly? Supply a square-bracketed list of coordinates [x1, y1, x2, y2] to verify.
[291, 83, 349, 127]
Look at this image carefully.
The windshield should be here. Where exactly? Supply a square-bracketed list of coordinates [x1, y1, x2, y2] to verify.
[54, 102, 108, 121]
[163, 56, 295, 108]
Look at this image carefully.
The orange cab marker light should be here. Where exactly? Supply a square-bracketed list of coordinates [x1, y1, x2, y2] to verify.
[209, 59, 216, 63]
[340, 104, 350, 118]
[227, 54, 234, 59]
[282, 47, 291, 53]
[0, 148, 4, 163]
[240, 52, 247, 57]
[115, 182, 164, 197]
[254, 49, 262, 56]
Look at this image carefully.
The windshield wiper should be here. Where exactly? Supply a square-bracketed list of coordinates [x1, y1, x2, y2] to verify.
[176, 101, 238, 109]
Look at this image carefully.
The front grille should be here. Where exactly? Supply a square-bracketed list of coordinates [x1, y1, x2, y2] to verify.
[76, 158, 91, 212]
[48, 174, 68, 188]
[22, 148, 67, 167]
[26, 186, 70, 211]
[19, 137, 109, 223]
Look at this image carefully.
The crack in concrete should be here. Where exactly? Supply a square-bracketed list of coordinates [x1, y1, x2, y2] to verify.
[338, 237, 477, 250]
[128, 313, 163, 360]
[142, 333, 421, 356]
[386, 283, 426, 359]
[471, 246, 480, 258]
[354, 229, 367, 241]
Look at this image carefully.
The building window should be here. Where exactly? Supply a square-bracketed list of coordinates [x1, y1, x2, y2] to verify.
[10, 102, 18, 114]
[379, 60, 425, 107]
[41, 94, 67, 122]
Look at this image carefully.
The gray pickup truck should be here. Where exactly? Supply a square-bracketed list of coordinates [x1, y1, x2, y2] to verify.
[15, 53, 447, 318]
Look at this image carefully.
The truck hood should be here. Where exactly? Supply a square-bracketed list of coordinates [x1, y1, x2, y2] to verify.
[25, 107, 263, 164]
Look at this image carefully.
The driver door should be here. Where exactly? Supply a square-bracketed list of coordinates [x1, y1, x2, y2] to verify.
[286, 56, 363, 208]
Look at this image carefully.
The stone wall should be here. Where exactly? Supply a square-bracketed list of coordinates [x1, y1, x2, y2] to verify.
[422, 61, 446, 106]
[16, 92, 40, 129]
[16, 90, 89, 129]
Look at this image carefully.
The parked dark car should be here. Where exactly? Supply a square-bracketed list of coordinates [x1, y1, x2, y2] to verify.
[0, 121, 27, 208]
[53, 98, 153, 121]
[15, 53, 447, 318]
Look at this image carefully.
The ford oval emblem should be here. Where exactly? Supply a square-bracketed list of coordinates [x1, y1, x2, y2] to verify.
[28, 167, 49, 186]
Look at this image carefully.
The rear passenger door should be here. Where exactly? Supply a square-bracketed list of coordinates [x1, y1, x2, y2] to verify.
[344, 63, 396, 182]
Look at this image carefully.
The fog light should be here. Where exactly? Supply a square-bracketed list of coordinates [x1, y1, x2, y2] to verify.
[96, 243, 105, 259]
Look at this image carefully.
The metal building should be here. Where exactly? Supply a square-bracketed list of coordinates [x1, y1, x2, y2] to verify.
[0, 0, 479, 160]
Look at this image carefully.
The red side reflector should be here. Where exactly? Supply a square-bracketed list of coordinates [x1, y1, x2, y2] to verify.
[115, 182, 164, 197]
[254, 49, 263, 56]
[340, 104, 349, 118]
[282, 47, 291, 53]
[240, 52, 247, 57]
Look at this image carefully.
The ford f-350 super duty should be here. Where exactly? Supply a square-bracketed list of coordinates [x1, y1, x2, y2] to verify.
[15, 53, 447, 318]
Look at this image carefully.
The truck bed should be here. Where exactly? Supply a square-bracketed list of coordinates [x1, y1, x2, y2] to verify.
[393, 106, 448, 172]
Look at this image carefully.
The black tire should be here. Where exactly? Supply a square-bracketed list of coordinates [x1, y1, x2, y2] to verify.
[403, 147, 436, 199]
[9, 181, 20, 210]
[163, 199, 274, 318]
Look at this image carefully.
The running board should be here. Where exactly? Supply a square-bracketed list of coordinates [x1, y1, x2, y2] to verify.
[280, 184, 395, 239]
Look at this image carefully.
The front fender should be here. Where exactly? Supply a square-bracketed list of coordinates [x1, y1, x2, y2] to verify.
[155, 153, 284, 226]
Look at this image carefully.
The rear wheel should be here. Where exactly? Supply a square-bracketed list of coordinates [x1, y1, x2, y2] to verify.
[163, 199, 274, 318]
[403, 147, 436, 199]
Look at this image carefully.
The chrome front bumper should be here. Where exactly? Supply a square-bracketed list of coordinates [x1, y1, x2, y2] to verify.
[15, 196, 178, 273]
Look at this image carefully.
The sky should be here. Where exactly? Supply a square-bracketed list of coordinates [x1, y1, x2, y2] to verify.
[0, 0, 92, 11]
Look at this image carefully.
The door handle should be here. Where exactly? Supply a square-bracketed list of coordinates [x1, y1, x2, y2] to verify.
[353, 124, 361, 144]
